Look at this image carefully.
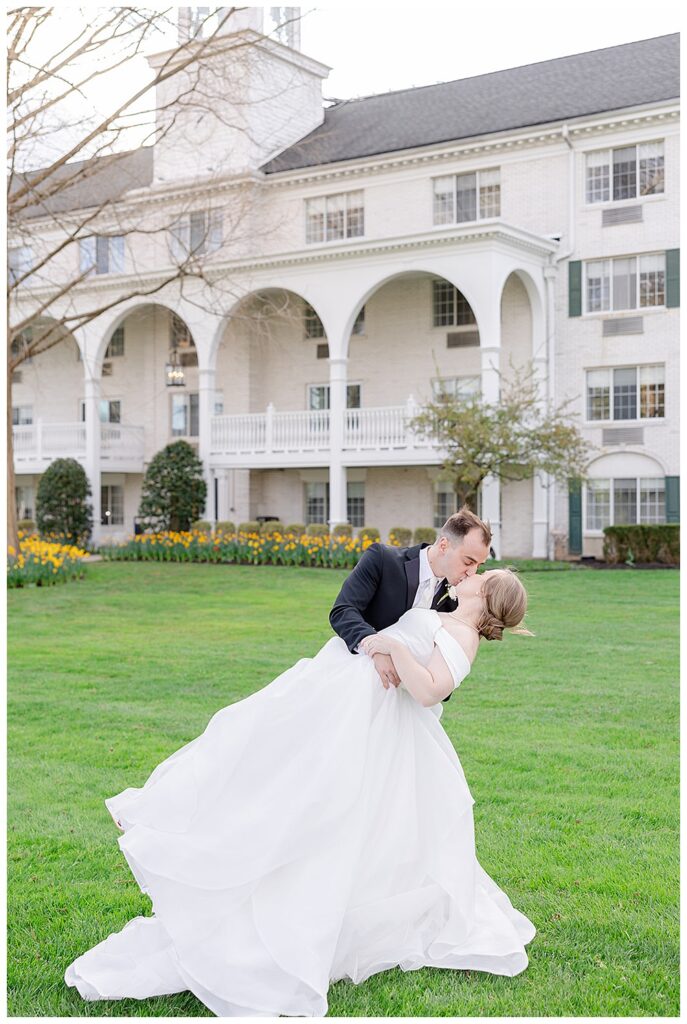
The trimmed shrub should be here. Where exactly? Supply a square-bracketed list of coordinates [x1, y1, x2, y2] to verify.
[358, 527, 380, 543]
[192, 520, 212, 536]
[285, 523, 306, 536]
[36, 458, 92, 545]
[603, 524, 679, 565]
[388, 527, 412, 547]
[413, 527, 437, 544]
[215, 521, 236, 535]
[332, 523, 353, 538]
[238, 521, 260, 535]
[138, 441, 206, 532]
[305, 523, 329, 537]
[260, 520, 284, 537]
[17, 519, 36, 534]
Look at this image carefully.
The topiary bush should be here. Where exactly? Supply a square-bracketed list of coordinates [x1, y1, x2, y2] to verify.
[260, 521, 284, 537]
[215, 521, 236, 535]
[285, 523, 306, 536]
[388, 527, 412, 547]
[332, 523, 353, 538]
[413, 527, 437, 544]
[36, 458, 92, 545]
[305, 523, 329, 537]
[603, 524, 679, 565]
[138, 441, 206, 533]
[192, 520, 212, 536]
[238, 521, 260, 535]
[358, 527, 380, 543]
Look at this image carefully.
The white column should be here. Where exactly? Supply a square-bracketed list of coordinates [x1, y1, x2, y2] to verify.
[328, 356, 348, 529]
[480, 320, 501, 558]
[215, 468, 230, 523]
[544, 262, 558, 560]
[83, 374, 102, 543]
[198, 366, 216, 522]
[532, 474, 549, 558]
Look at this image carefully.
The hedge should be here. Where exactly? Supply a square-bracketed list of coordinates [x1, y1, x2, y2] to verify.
[603, 524, 679, 565]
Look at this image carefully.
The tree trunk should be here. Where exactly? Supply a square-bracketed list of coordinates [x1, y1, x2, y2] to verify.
[454, 485, 478, 512]
[7, 368, 20, 553]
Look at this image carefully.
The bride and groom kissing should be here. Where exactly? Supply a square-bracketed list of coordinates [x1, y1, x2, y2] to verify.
[65, 506, 535, 1017]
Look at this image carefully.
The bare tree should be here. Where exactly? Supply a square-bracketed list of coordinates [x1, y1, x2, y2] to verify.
[7, 5, 305, 550]
[411, 362, 592, 511]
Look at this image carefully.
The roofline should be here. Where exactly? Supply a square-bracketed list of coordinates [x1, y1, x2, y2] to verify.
[321, 32, 679, 107]
[261, 97, 680, 182]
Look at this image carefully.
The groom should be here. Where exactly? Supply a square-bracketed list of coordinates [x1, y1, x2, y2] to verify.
[330, 507, 492, 702]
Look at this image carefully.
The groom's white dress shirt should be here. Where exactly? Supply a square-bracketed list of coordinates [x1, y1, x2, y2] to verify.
[413, 547, 445, 609]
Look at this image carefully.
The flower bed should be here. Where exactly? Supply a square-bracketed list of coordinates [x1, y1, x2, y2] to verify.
[7, 534, 89, 588]
[99, 529, 374, 569]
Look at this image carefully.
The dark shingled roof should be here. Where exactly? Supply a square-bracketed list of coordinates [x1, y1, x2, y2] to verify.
[261, 33, 680, 174]
[12, 146, 154, 219]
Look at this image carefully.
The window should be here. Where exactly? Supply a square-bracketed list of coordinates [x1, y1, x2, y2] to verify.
[586, 477, 665, 530]
[15, 484, 34, 521]
[307, 383, 361, 409]
[171, 392, 199, 436]
[168, 210, 222, 261]
[303, 302, 325, 339]
[105, 326, 125, 358]
[79, 399, 121, 423]
[9, 245, 34, 285]
[10, 328, 33, 364]
[352, 306, 366, 335]
[431, 377, 480, 402]
[12, 405, 33, 426]
[432, 280, 476, 327]
[305, 190, 364, 243]
[585, 365, 664, 422]
[584, 253, 665, 313]
[214, 391, 224, 416]
[79, 235, 125, 275]
[101, 484, 124, 527]
[347, 481, 365, 528]
[305, 481, 329, 525]
[434, 480, 458, 527]
[585, 141, 664, 203]
[432, 169, 500, 225]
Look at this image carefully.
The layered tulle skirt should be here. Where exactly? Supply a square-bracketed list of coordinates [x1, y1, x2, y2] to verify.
[65, 637, 535, 1016]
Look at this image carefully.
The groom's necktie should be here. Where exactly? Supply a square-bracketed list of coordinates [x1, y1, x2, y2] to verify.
[415, 577, 437, 609]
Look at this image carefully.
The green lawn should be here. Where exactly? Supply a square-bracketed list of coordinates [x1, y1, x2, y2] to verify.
[7, 562, 679, 1017]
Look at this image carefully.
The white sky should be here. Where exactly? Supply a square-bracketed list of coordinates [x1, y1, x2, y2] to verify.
[300, 1, 682, 99]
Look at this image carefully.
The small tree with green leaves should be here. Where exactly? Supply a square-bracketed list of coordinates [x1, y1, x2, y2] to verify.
[138, 441, 207, 533]
[411, 363, 591, 510]
[36, 458, 92, 545]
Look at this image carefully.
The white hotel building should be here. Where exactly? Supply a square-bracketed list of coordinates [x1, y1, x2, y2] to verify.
[9, 12, 680, 558]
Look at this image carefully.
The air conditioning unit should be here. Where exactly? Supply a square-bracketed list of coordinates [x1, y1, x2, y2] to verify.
[102, 361, 113, 376]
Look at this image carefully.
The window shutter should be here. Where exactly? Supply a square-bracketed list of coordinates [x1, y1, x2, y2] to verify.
[568, 479, 582, 554]
[666, 249, 680, 308]
[568, 261, 582, 317]
[665, 476, 680, 523]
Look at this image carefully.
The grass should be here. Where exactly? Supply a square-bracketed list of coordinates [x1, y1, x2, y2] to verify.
[7, 562, 679, 1017]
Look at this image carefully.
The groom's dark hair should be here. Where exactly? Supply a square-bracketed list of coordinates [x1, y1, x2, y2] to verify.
[441, 507, 492, 548]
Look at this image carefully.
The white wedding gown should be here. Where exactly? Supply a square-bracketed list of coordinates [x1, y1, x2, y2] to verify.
[65, 608, 535, 1016]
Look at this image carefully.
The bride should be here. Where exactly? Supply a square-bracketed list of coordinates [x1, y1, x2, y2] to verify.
[65, 567, 536, 1017]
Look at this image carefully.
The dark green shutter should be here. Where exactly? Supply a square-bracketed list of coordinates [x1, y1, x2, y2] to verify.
[665, 476, 680, 523]
[666, 249, 680, 308]
[568, 261, 582, 317]
[568, 479, 582, 555]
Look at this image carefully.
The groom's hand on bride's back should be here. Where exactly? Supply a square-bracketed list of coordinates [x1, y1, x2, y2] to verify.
[372, 653, 401, 690]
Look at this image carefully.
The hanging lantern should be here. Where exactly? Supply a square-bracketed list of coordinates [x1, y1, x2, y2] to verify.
[165, 347, 185, 387]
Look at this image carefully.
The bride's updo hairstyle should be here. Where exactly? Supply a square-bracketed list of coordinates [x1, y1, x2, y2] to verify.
[477, 569, 530, 642]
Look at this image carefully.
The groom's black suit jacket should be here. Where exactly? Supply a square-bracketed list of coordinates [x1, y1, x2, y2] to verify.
[329, 542, 459, 702]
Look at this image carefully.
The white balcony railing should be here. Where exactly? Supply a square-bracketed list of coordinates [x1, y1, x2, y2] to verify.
[211, 405, 330, 454]
[210, 400, 439, 462]
[13, 420, 144, 467]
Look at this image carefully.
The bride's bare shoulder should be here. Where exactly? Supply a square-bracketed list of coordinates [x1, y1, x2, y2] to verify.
[436, 612, 479, 663]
